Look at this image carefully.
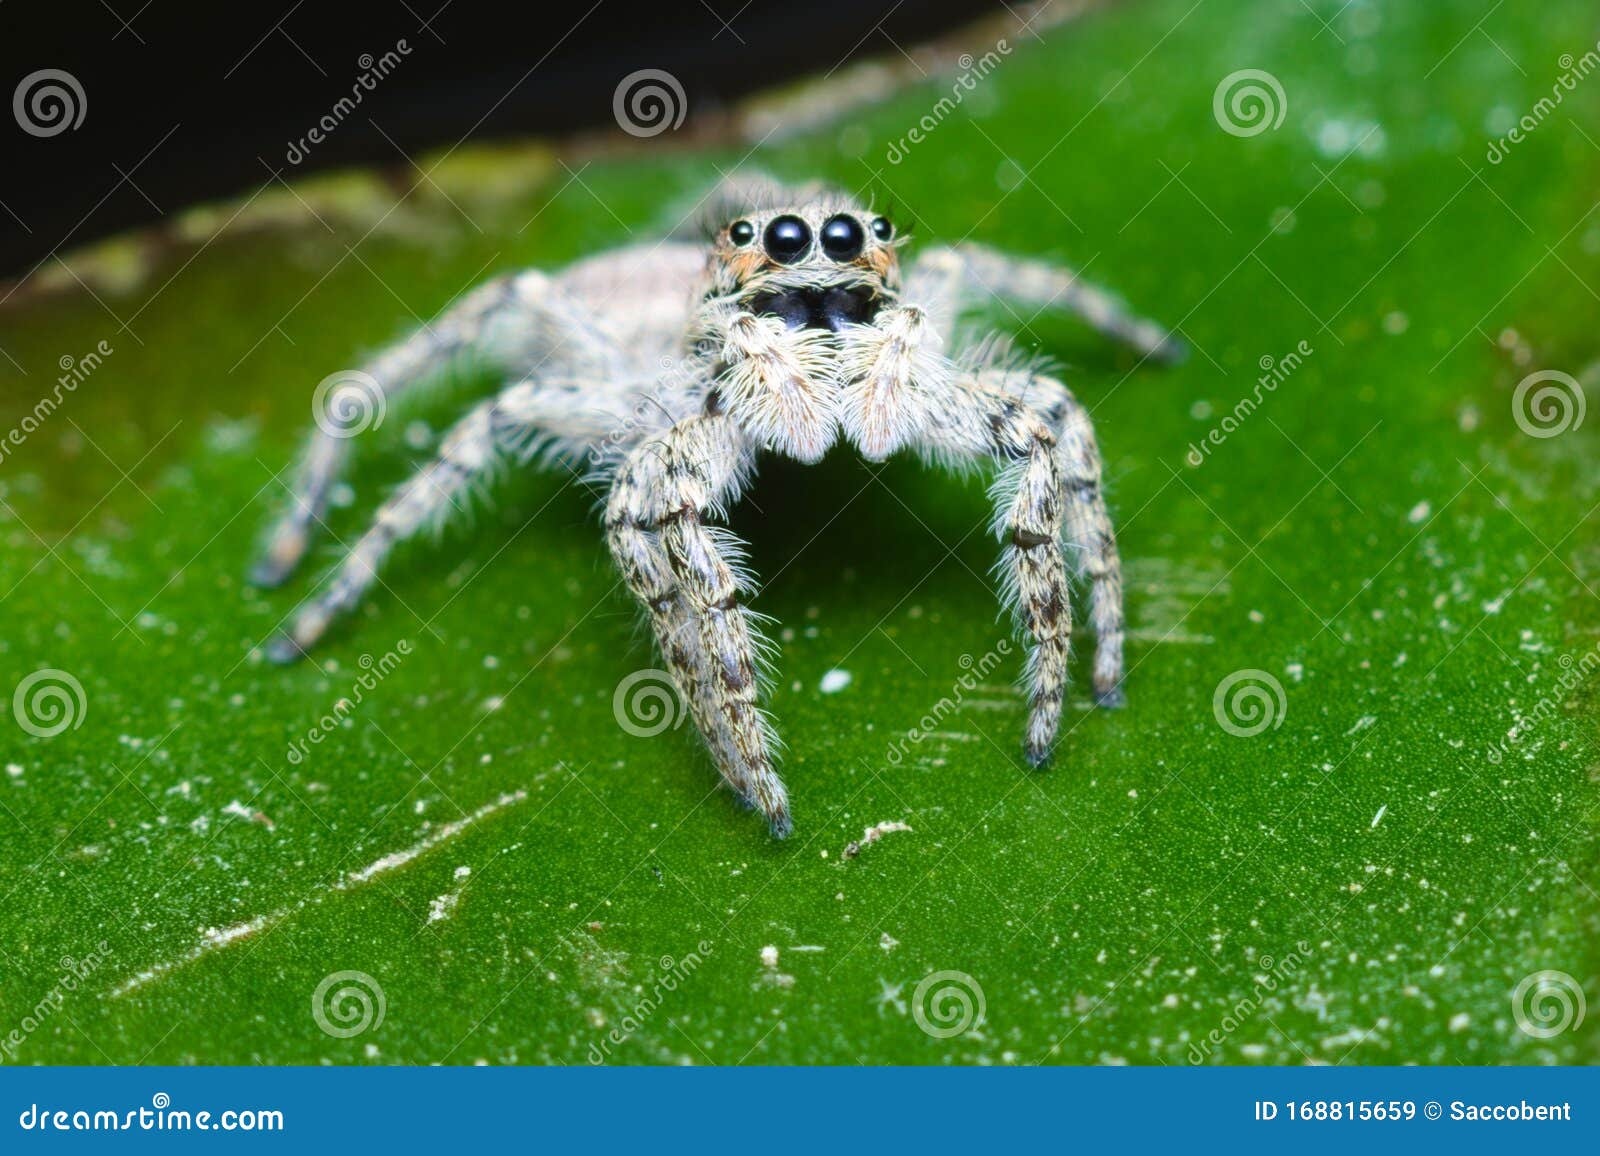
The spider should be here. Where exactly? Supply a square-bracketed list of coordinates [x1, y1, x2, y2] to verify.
[253, 178, 1184, 838]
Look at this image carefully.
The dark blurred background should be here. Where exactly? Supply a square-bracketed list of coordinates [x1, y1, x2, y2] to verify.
[1, 0, 998, 277]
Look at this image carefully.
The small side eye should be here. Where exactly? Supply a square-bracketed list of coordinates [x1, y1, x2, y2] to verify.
[870, 216, 894, 242]
[729, 220, 756, 246]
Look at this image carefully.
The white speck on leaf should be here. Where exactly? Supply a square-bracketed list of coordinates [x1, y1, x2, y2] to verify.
[819, 669, 852, 694]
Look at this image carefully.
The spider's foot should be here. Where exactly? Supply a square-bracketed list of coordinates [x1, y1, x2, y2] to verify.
[262, 604, 335, 664]
[747, 787, 792, 839]
[1094, 685, 1127, 709]
[1023, 743, 1053, 770]
[249, 526, 310, 588]
[262, 634, 305, 662]
[1147, 331, 1190, 367]
[263, 633, 307, 664]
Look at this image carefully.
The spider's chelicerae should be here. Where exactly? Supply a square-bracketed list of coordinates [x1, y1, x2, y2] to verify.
[254, 178, 1183, 837]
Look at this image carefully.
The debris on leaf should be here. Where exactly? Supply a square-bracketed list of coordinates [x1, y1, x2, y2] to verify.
[842, 820, 913, 859]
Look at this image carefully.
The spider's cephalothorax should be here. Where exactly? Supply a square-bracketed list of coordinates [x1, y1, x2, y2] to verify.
[253, 177, 1185, 838]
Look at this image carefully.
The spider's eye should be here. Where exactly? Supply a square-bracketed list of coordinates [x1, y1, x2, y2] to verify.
[820, 215, 865, 261]
[870, 216, 894, 242]
[763, 215, 811, 264]
[728, 219, 756, 246]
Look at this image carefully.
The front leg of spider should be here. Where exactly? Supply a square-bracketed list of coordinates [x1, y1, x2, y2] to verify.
[604, 412, 791, 837]
[897, 360, 1078, 765]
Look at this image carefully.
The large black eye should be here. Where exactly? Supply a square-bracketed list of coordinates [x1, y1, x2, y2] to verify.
[763, 215, 811, 264]
[820, 215, 865, 261]
[729, 219, 755, 246]
[871, 216, 894, 242]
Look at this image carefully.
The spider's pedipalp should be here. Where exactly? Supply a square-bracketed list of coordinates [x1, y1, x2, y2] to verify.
[837, 302, 945, 461]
